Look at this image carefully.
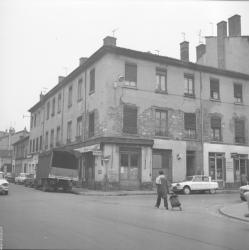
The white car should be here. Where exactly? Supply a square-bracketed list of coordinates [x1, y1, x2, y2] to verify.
[0, 171, 9, 195]
[239, 184, 249, 201]
[171, 175, 219, 195]
[15, 173, 29, 184]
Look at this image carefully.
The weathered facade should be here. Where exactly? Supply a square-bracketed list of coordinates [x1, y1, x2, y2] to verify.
[28, 35, 249, 190]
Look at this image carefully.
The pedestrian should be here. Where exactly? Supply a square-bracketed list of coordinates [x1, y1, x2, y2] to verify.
[155, 170, 169, 209]
[244, 191, 249, 217]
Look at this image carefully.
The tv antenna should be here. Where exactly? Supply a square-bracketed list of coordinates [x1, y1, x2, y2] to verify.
[181, 32, 186, 41]
[155, 50, 160, 55]
[209, 22, 214, 36]
[112, 28, 118, 37]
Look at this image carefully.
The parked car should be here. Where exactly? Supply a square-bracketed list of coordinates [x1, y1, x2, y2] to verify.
[24, 174, 35, 187]
[15, 173, 29, 184]
[5, 173, 15, 183]
[0, 171, 9, 195]
[171, 175, 219, 195]
[239, 184, 249, 201]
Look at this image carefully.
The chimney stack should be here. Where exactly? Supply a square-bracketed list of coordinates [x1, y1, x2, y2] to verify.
[196, 44, 206, 61]
[228, 14, 241, 37]
[58, 76, 65, 83]
[40, 92, 45, 101]
[217, 21, 227, 38]
[103, 36, 117, 46]
[180, 41, 189, 62]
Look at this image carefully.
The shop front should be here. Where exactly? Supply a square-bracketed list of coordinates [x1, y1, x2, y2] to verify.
[204, 143, 249, 188]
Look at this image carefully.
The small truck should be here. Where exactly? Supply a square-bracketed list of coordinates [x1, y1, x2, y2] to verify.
[35, 149, 79, 192]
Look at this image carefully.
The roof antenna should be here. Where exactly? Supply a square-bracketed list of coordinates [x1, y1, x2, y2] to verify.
[112, 28, 118, 37]
[181, 32, 186, 41]
[155, 50, 160, 55]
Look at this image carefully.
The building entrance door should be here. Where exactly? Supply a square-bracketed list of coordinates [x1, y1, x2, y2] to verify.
[84, 152, 95, 188]
[120, 147, 140, 190]
[209, 152, 225, 187]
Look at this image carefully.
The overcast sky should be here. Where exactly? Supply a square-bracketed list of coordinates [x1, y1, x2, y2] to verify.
[1, 0, 249, 132]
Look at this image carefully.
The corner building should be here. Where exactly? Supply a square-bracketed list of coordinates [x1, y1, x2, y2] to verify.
[28, 36, 249, 190]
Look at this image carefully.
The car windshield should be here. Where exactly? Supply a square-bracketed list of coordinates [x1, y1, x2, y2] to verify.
[186, 176, 193, 181]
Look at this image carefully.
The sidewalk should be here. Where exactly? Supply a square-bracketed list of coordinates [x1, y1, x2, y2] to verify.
[219, 202, 249, 223]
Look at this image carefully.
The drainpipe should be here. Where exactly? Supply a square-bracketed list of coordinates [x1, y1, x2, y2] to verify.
[84, 70, 87, 140]
[61, 87, 65, 145]
[199, 71, 204, 175]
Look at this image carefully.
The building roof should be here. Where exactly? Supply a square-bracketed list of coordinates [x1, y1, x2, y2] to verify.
[28, 44, 249, 113]
[12, 136, 30, 146]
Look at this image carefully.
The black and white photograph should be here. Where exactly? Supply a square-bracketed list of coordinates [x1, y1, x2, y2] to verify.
[0, 0, 249, 249]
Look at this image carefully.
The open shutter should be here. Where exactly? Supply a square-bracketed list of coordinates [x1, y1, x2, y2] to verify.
[123, 105, 137, 134]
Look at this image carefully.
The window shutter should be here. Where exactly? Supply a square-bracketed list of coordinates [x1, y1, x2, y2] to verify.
[234, 84, 242, 98]
[184, 113, 196, 129]
[123, 105, 137, 134]
[235, 119, 245, 137]
[211, 117, 221, 128]
[210, 79, 219, 92]
[125, 64, 137, 83]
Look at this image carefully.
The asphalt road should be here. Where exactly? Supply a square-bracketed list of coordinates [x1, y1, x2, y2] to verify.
[0, 184, 248, 250]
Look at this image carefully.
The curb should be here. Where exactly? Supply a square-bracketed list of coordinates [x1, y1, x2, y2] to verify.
[218, 207, 249, 223]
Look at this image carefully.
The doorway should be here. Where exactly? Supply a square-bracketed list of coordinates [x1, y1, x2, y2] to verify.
[119, 147, 140, 190]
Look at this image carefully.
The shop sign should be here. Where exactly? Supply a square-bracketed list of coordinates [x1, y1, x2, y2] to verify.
[93, 151, 102, 156]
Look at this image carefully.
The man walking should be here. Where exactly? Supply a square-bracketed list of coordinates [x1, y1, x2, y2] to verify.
[155, 170, 169, 209]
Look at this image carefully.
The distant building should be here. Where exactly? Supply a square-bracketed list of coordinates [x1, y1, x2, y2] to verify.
[28, 34, 249, 190]
[196, 14, 249, 75]
[0, 128, 29, 174]
[12, 136, 30, 175]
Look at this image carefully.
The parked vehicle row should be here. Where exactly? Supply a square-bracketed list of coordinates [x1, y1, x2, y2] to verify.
[0, 171, 9, 195]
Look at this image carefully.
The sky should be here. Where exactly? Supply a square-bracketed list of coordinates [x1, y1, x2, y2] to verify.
[0, 0, 249, 132]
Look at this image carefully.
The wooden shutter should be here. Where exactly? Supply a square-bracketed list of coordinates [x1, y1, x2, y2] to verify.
[123, 105, 137, 134]
[234, 84, 242, 98]
[211, 117, 221, 128]
[184, 113, 196, 129]
[235, 119, 245, 137]
[125, 63, 137, 82]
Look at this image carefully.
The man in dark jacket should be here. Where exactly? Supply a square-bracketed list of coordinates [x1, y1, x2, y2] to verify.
[155, 170, 169, 209]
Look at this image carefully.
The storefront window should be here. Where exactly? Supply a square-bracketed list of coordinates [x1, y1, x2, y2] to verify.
[209, 153, 225, 180]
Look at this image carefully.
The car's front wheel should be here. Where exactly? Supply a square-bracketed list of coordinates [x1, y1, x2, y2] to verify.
[209, 189, 216, 194]
[183, 186, 191, 195]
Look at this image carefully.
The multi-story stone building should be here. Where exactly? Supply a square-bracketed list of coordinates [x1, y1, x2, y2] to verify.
[196, 14, 249, 74]
[28, 35, 249, 190]
[12, 136, 30, 175]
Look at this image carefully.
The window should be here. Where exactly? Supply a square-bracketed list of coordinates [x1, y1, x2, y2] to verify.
[123, 105, 137, 134]
[155, 110, 168, 136]
[88, 112, 95, 138]
[50, 129, 54, 148]
[39, 136, 42, 150]
[211, 116, 221, 141]
[36, 137, 39, 152]
[45, 131, 49, 150]
[46, 101, 50, 120]
[235, 119, 245, 144]
[57, 93, 61, 113]
[34, 114, 37, 127]
[125, 63, 137, 87]
[68, 86, 73, 108]
[56, 126, 60, 145]
[210, 78, 220, 100]
[184, 73, 194, 97]
[155, 68, 167, 93]
[90, 69, 95, 94]
[78, 78, 83, 101]
[184, 113, 196, 138]
[30, 116, 33, 129]
[67, 121, 72, 142]
[29, 140, 32, 153]
[51, 98, 55, 116]
[76, 116, 83, 138]
[234, 83, 243, 103]
[32, 139, 35, 152]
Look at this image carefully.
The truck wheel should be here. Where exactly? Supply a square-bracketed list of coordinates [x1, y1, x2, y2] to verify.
[183, 186, 191, 195]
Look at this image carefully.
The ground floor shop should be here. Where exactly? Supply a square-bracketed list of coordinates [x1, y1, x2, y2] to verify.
[203, 143, 249, 188]
[74, 138, 202, 190]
